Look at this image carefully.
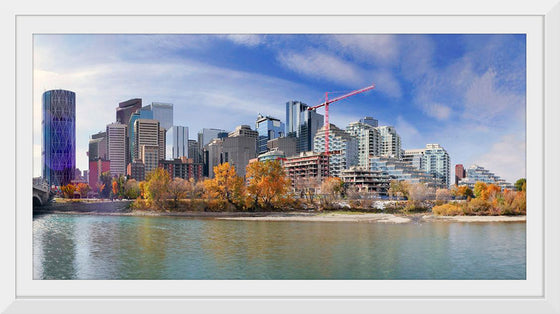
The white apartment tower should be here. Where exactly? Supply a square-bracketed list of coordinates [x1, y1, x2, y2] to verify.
[376, 126, 401, 158]
[313, 124, 359, 177]
[346, 120, 380, 169]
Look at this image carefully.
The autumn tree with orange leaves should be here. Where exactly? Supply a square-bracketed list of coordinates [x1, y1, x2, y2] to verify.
[203, 162, 246, 210]
[245, 160, 292, 210]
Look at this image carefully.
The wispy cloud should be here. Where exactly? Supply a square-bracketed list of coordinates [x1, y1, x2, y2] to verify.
[220, 34, 265, 47]
[474, 134, 526, 183]
[421, 103, 451, 120]
[330, 35, 400, 67]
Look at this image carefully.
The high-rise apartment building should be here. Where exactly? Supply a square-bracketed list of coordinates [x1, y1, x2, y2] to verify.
[145, 102, 173, 130]
[133, 119, 160, 161]
[376, 126, 401, 158]
[42, 89, 76, 187]
[313, 124, 359, 177]
[106, 123, 128, 176]
[423, 144, 450, 188]
[402, 149, 426, 170]
[255, 114, 285, 154]
[166, 126, 189, 159]
[116, 98, 142, 125]
[346, 120, 380, 169]
[285, 100, 324, 153]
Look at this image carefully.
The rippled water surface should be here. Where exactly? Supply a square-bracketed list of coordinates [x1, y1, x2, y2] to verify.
[33, 214, 526, 280]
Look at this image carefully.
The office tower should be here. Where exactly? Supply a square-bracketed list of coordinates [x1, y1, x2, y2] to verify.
[423, 144, 450, 188]
[188, 140, 202, 163]
[346, 120, 380, 169]
[198, 128, 227, 150]
[127, 161, 145, 181]
[359, 116, 378, 127]
[267, 137, 297, 158]
[204, 138, 224, 178]
[166, 126, 189, 160]
[106, 123, 128, 176]
[159, 127, 166, 161]
[285, 100, 324, 153]
[128, 107, 153, 164]
[88, 131, 107, 161]
[376, 126, 401, 158]
[145, 102, 173, 130]
[222, 127, 258, 178]
[313, 124, 359, 177]
[42, 89, 76, 187]
[116, 98, 142, 125]
[133, 119, 160, 161]
[255, 114, 285, 154]
[140, 145, 159, 175]
[402, 149, 426, 170]
[455, 164, 466, 185]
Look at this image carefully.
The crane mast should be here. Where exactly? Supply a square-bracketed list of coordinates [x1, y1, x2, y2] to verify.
[308, 83, 375, 155]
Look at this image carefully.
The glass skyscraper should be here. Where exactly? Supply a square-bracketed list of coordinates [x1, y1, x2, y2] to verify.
[255, 114, 284, 154]
[128, 107, 153, 163]
[285, 100, 323, 153]
[166, 126, 189, 159]
[42, 89, 76, 187]
[145, 102, 173, 130]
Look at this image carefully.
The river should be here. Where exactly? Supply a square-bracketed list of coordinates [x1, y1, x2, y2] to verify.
[33, 213, 526, 280]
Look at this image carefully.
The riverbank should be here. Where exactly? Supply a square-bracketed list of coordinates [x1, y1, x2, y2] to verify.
[34, 208, 526, 223]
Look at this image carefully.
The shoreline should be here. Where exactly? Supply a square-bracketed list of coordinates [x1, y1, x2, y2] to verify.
[33, 209, 526, 223]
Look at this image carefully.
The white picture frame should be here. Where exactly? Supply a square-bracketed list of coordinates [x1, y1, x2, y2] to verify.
[3, 1, 560, 313]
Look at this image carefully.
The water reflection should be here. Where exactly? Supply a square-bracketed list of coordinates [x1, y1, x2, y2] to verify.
[33, 214, 526, 280]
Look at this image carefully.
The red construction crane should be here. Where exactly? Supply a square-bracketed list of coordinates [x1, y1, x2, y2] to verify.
[308, 83, 376, 155]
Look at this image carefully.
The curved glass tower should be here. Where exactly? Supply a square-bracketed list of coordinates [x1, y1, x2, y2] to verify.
[42, 89, 76, 187]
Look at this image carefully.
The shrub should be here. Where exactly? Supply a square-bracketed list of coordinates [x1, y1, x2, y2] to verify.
[432, 203, 463, 216]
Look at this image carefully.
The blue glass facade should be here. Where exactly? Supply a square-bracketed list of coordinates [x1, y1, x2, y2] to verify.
[42, 89, 76, 187]
[128, 107, 153, 162]
[285, 100, 323, 153]
[256, 115, 285, 154]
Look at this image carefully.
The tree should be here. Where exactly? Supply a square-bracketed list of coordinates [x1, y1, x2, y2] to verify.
[124, 179, 141, 199]
[484, 184, 501, 201]
[61, 184, 76, 199]
[473, 181, 488, 199]
[111, 180, 119, 199]
[245, 160, 291, 210]
[451, 185, 474, 199]
[144, 167, 171, 210]
[388, 180, 409, 200]
[98, 171, 112, 199]
[514, 178, 526, 192]
[436, 188, 453, 201]
[76, 183, 90, 198]
[203, 162, 246, 210]
[168, 177, 189, 208]
[407, 183, 432, 201]
[320, 177, 345, 207]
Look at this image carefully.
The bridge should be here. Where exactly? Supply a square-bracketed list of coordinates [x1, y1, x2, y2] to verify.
[33, 177, 52, 207]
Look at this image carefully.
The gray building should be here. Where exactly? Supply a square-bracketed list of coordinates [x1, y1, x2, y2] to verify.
[106, 123, 128, 177]
[188, 139, 202, 164]
[145, 102, 173, 130]
[376, 126, 401, 158]
[204, 138, 223, 178]
[116, 98, 142, 125]
[314, 123, 359, 177]
[267, 137, 297, 158]
[285, 100, 324, 153]
[198, 128, 228, 151]
[133, 119, 160, 161]
[346, 120, 380, 169]
[88, 131, 107, 161]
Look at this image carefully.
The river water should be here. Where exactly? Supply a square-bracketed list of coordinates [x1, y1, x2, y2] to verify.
[33, 213, 526, 280]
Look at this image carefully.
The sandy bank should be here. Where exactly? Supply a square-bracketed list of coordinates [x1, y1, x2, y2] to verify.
[218, 213, 412, 224]
[423, 215, 526, 222]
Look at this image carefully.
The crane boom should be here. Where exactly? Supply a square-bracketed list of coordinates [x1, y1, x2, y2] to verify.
[308, 83, 375, 156]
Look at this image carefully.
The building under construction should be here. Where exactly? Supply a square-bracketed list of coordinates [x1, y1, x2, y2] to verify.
[282, 151, 329, 190]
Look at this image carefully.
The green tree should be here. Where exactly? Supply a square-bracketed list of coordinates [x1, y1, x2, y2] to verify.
[124, 179, 141, 199]
[388, 180, 409, 200]
[473, 181, 488, 199]
[514, 178, 526, 192]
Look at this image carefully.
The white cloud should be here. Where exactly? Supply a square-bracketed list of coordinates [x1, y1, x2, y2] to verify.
[474, 134, 526, 183]
[395, 116, 422, 149]
[330, 35, 399, 66]
[421, 103, 451, 120]
[221, 34, 265, 47]
[277, 49, 364, 87]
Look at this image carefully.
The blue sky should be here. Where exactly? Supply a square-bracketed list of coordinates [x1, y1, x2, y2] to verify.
[33, 34, 526, 183]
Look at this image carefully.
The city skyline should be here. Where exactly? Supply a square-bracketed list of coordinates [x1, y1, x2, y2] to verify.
[33, 34, 526, 183]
